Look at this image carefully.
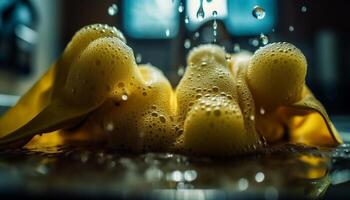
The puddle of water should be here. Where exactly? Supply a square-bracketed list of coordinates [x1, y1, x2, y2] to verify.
[0, 142, 347, 199]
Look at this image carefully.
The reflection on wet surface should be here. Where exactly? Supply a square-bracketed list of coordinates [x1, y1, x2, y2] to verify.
[1, 142, 350, 199]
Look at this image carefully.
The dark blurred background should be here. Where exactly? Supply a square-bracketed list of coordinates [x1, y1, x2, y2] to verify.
[0, 0, 349, 115]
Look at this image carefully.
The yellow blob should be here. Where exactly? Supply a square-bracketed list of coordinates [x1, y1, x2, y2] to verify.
[247, 42, 307, 110]
[0, 24, 129, 148]
[183, 95, 252, 156]
[176, 44, 262, 155]
[88, 64, 176, 152]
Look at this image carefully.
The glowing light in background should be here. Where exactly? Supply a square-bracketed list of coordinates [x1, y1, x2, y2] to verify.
[123, 0, 179, 39]
[225, 0, 276, 36]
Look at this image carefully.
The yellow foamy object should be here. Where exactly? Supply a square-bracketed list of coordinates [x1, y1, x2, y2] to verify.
[0, 24, 129, 148]
[247, 42, 307, 110]
[88, 64, 177, 152]
[176, 44, 262, 156]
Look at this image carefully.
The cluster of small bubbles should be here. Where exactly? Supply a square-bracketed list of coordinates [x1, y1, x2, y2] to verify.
[252, 5, 266, 20]
[288, 25, 294, 32]
[260, 33, 269, 45]
[108, 4, 118, 16]
[183, 170, 198, 182]
[177, 66, 185, 77]
[178, 2, 184, 13]
[301, 6, 307, 13]
[238, 178, 249, 191]
[136, 53, 142, 64]
[184, 16, 189, 24]
[184, 39, 191, 49]
[233, 43, 241, 52]
[121, 94, 128, 101]
[255, 171, 265, 182]
[165, 29, 170, 37]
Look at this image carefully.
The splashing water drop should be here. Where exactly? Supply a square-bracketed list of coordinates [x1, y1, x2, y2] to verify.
[196, 0, 205, 20]
[184, 16, 189, 24]
[178, 2, 184, 13]
[108, 4, 118, 16]
[252, 5, 266, 20]
[260, 34, 269, 45]
[184, 39, 191, 49]
[136, 54, 142, 64]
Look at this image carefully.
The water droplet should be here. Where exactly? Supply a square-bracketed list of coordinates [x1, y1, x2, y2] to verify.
[252, 5, 266, 20]
[136, 54, 142, 63]
[177, 66, 185, 77]
[238, 178, 249, 191]
[289, 26, 294, 32]
[251, 38, 259, 47]
[184, 16, 189, 24]
[108, 4, 118, 16]
[255, 172, 265, 182]
[233, 43, 240, 52]
[184, 170, 197, 182]
[301, 6, 307, 13]
[178, 2, 184, 13]
[121, 94, 128, 101]
[194, 31, 200, 39]
[212, 10, 217, 17]
[184, 39, 191, 49]
[260, 33, 268, 45]
[259, 107, 266, 115]
[250, 115, 255, 121]
[196, 0, 205, 20]
[167, 170, 183, 182]
[105, 122, 114, 131]
[165, 29, 170, 37]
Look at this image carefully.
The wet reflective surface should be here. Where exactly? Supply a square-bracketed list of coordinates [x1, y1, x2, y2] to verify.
[0, 105, 350, 199]
[1, 142, 350, 199]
